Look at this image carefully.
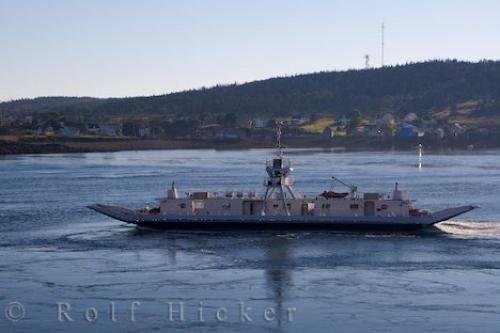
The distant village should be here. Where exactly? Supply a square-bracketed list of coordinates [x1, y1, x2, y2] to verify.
[0, 110, 496, 146]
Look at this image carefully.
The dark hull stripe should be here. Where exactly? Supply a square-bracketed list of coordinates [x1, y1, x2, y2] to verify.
[133, 221, 425, 231]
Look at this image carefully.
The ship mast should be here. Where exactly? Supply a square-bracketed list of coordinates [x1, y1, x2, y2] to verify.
[261, 121, 299, 216]
[276, 121, 283, 158]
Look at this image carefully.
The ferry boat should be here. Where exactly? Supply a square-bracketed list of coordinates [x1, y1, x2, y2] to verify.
[89, 124, 476, 230]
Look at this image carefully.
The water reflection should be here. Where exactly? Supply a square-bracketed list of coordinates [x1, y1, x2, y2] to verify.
[264, 235, 294, 327]
[417, 143, 423, 169]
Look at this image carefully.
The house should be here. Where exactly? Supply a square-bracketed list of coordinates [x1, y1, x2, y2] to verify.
[337, 115, 350, 127]
[101, 124, 120, 137]
[403, 113, 418, 123]
[351, 125, 367, 136]
[44, 126, 55, 136]
[323, 127, 334, 139]
[376, 113, 395, 127]
[374, 114, 396, 136]
[251, 118, 266, 129]
[139, 127, 152, 138]
[363, 123, 382, 137]
[58, 123, 80, 138]
[291, 115, 309, 126]
[435, 128, 445, 140]
[86, 123, 100, 134]
[274, 117, 293, 126]
[396, 123, 419, 138]
[450, 123, 466, 137]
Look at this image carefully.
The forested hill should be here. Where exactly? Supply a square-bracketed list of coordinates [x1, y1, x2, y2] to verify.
[2, 60, 500, 123]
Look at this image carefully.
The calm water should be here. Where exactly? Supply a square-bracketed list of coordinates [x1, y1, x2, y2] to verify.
[1, 149, 500, 332]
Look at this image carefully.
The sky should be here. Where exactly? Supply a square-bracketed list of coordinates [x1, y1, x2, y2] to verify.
[1, 0, 499, 101]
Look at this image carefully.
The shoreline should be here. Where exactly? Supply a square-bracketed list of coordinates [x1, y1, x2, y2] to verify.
[0, 137, 498, 155]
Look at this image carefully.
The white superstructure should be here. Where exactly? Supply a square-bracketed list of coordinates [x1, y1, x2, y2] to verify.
[156, 123, 422, 220]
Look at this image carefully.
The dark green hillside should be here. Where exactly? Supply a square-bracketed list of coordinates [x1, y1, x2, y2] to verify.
[0, 96, 103, 114]
[2, 60, 500, 125]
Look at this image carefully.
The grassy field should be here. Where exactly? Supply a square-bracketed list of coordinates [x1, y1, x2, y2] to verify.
[0, 135, 21, 142]
[300, 118, 335, 134]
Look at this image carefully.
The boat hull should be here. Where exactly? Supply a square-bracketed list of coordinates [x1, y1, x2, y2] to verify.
[88, 204, 476, 231]
[129, 220, 426, 231]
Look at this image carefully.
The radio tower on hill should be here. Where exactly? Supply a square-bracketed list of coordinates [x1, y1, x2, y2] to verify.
[364, 54, 370, 69]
